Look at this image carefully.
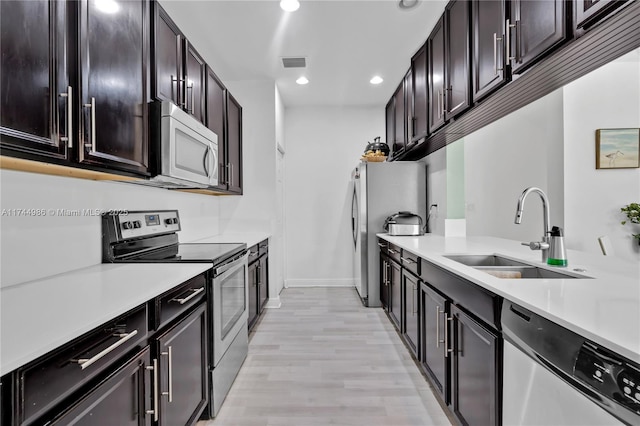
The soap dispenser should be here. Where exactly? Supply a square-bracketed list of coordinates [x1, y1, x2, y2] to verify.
[547, 226, 568, 266]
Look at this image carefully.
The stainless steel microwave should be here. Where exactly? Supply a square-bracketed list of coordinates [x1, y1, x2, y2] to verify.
[141, 101, 218, 189]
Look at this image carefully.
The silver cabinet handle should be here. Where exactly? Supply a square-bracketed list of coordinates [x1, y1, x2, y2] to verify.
[74, 330, 138, 370]
[436, 305, 441, 347]
[170, 287, 205, 305]
[444, 315, 453, 357]
[382, 261, 387, 286]
[189, 82, 195, 114]
[259, 243, 268, 249]
[59, 86, 73, 148]
[171, 75, 183, 104]
[377, 242, 387, 248]
[83, 97, 96, 153]
[146, 358, 159, 421]
[230, 163, 234, 187]
[411, 282, 417, 315]
[493, 33, 504, 74]
[506, 19, 517, 62]
[388, 249, 398, 254]
[161, 346, 173, 402]
[249, 250, 259, 257]
[226, 163, 231, 187]
[400, 257, 416, 264]
[386, 263, 390, 286]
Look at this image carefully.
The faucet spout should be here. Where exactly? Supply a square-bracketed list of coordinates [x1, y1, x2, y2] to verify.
[515, 187, 551, 261]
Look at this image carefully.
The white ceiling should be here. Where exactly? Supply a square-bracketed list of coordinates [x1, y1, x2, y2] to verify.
[158, 0, 448, 107]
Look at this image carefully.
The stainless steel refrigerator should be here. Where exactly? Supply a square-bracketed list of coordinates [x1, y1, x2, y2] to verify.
[350, 162, 426, 307]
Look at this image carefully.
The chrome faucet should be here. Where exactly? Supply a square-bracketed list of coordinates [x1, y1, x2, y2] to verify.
[515, 187, 551, 262]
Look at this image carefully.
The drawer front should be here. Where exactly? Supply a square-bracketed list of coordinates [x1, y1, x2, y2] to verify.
[19, 305, 148, 425]
[157, 273, 207, 330]
[248, 243, 260, 264]
[401, 249, 420, 276]
[377, 238, 389, 255]
[387, 242, 402, 263]
[421, 259, 501, 329]
[258, 239, 269, 257]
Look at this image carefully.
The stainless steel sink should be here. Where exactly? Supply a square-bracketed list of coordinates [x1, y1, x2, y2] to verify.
[444, 254, 591, 279]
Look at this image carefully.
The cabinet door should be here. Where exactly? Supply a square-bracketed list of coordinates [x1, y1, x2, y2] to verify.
[389, 260, 402, 331]
[402, 271, 419, 356]
[0, 0, 70, 160]
[385, 99, 394, 153]
[379, 254, 390, 310]
[445, 0, 471, 119]
[50, 348, 151, 426]
[226, 92, 243, 194]
[157, 304, 208, 426]
[258, 254, 269, 312]
[248, 261, 258, 330]
[78, 0, 149, 175]
[206, 67, 227, 190]
[472, 0, 509, 102]
[392, 82, 405, 154]
[411, 44, 428, 142]
[510, 0, 567, 74]
[428, 15, 446, 134]
[421, 284, 449, 403]
[575, 0, 625, 29]
[152, 3, 183, 105]
[404, 69, 414, 145]
[184, 42, 206, 124]
[451, 305, 500, 426]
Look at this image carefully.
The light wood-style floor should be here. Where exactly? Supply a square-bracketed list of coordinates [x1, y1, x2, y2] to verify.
[199, 287, 452, 426]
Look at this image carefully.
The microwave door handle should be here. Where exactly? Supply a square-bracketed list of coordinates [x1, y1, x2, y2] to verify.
[209, 145, 218, 183]
[203, 146, 210, 176]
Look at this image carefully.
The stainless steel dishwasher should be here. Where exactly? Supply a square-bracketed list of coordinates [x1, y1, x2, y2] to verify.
[501, 301, 639, 426]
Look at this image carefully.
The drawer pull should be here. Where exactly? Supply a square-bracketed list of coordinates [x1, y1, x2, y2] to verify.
[388, 249, 398, 254]
[170, 287, 205, 305]
[74, 329, 139, 370]
[259, 244, 268, 249]
[249, 251, 259, 257]
[377, 242, 387, 248]
[400, 256, 416, 264]
[161, 346, 173, 402]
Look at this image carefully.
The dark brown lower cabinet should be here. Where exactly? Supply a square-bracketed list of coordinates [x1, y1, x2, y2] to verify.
[450, 305, 500, 426]
[389, 259, 402, 331]
[248, 240, 269, 332]
[402, 270, 420, 356]
[258, 253, 269, 313]
[154, 303, 208, 426]
[420, 283, 449, 403]
[49, 348, 152, 426]
[379, 253, 390, 309]
[248, 260, 259, 330]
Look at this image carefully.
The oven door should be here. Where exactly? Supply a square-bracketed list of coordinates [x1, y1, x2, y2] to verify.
[212, 250, 248, 365]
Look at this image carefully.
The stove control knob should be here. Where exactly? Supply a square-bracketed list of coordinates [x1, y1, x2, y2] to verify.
[122, 221, 133, 230]
[165, 218, 173, 225]
[172, 218, 179, 224]
[133, 221, 142, 229]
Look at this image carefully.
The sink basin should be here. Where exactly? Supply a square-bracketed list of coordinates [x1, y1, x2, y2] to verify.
[444, 254, 529, 267]
[444, 254, 591, 279]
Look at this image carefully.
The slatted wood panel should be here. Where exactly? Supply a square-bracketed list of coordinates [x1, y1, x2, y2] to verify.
[199, 287, 452, 426]
[402, 1, 640, 160]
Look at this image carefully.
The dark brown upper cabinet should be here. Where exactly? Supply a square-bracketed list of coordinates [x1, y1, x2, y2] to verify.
[472, 0, 510, 102]
[392, 80, 406, 155]
[1, 0, 150, 177]
[0, 0, 70, 161]
[411, 44, 429, 143]
[575, 0, 628, 30]
[152, 3, 183, 106]
[404, 69, 415, 149]
[225, 92, 243, 194]
[509, 0, 568, 74]
[427, 16, 446, 134]
[184, 42, 206, 124]
[444, 0, 472, 119]
[385, 99, 394, 152]
[77, 0, 149, 175]
[206, 67, 227, 191]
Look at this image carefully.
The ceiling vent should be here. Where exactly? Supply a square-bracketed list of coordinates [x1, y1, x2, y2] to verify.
[282, 57, 307, 68]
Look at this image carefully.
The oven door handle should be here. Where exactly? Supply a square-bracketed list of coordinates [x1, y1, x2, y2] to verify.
[214, 250, 249, 277]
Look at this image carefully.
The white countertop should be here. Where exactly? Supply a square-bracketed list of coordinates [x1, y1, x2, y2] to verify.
[0, 263, 211, 375]
[378, 234, 640, 364]
[191, 232, 270, 248]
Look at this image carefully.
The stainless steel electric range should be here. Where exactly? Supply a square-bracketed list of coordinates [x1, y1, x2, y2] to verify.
[102, 210, 248, 418]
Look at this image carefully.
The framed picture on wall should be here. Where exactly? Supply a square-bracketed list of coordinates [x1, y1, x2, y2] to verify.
[595, 128, 640, 169]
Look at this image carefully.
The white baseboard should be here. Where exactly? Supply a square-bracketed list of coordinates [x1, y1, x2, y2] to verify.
[264, 296, 281, 309]
[284, 278, 355, 288]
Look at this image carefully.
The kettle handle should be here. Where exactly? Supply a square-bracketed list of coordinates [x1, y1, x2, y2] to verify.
[374, 136, 381, 143]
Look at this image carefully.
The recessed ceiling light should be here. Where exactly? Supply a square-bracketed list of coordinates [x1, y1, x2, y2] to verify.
[370, 76, 384, 85]
[296, 76, 309, 85]
[280, 0, 300, 12]
[398, 0, 419, 10]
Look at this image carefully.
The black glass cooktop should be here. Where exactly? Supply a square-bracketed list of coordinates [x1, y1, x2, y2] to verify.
[123, 243, 246, 265]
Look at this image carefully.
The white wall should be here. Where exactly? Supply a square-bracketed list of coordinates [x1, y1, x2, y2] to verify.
[0, 170, 220, 287]
[419, 148, 447, 235]
[274, 87, 286, 297]
[284, 106, 383, 286]
[463, 89, 565, 242]
[218, 79, 282, 303]
[563, 51, 640, 261]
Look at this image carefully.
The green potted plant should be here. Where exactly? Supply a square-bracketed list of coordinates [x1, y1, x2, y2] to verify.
[620, 203, 640, 243]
